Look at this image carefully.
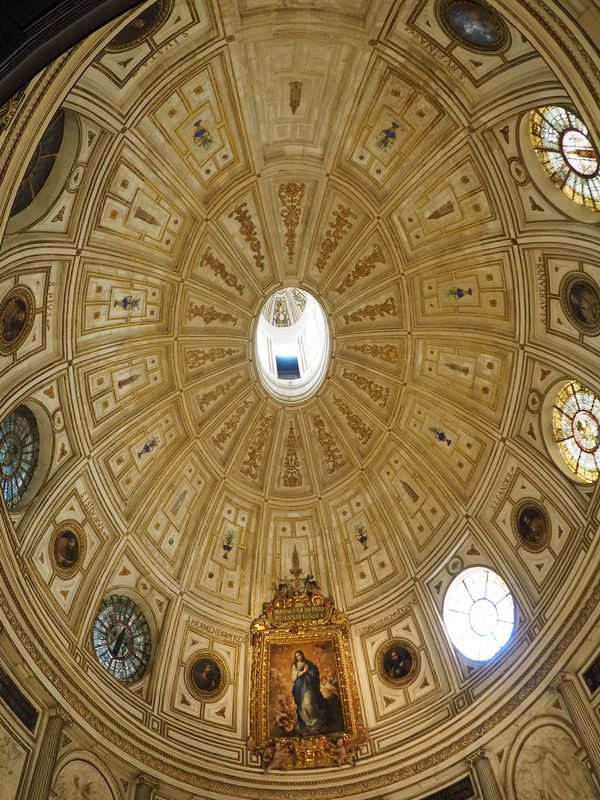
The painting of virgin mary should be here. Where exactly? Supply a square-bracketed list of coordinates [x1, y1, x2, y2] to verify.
[268, 641, 344, 739]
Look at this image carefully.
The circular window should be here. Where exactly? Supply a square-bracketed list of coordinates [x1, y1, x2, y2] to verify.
[10, 111, 65, 217]
[438, 0, 509, 52]
[552, 380, 600, 483]
[92, 595, 152, 683]
[255, 288, 330, 403]
[443, 567, 515, 662]
[530, 106, 600, 211]
[0, 405, 40, 510]
[105, 0, 172, 51]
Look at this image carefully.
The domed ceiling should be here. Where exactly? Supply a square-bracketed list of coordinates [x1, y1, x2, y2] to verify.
[1, 0, 600, 797]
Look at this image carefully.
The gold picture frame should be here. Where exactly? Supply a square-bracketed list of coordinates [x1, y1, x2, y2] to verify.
[248, 568, 366, 771]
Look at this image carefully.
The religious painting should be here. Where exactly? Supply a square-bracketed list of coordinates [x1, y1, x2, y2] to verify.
[513, 500, 550, 552]
[437, 0, 509, 52]
[377, 639, 419, 687]
[248, 550, 366, 771]
[0, 287, 35, 355]
[186, 651, 227, 701]
[51, 521, 85, 578]
[561, 272, 600, 335]
[105, 0, 172, 51]
[514, 724, 596, 800]
[268, 640, 344, 739]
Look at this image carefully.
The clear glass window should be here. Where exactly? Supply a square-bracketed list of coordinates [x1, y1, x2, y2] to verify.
[443, 567, 514, 662]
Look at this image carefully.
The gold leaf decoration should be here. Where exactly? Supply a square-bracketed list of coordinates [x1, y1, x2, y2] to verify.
[316, 204, 357, 273]
[333, 244, 384, 295]
[240, 415, 274, 479]
[333, 396, 372, 443]
[199, 247, 244, 295]
[312, 416, 345, 473]
[228, 202, 265, 272]
[283, 421, 302, 487]
[278, 183, 305, 263]
[342, 370, 389, 407]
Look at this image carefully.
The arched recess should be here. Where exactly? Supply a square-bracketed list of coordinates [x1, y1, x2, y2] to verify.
[505, 716, 597, 800]
[5, 109, 79, 234]
[51, 751, 120, 799]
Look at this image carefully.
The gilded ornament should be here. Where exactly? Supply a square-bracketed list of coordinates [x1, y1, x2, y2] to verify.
[312, 416, 345, 473]
[248, 552, 366, 771]
[349, 343, 398, 363]
[185, 347, 239, 369]
[342, 370, 389, 407]
[240, 415, 274, 479]
[333, 244, 385, 295]
[228, 202, 265, 271]
[333, 396, 372, 443]
[343, 297, 397, 325]
[316, 205, 357, 273]
[199, 247, 244, 296]
[278, 183, 305, 263]
[187, 302, 238, 325]
[211, 401, 251, 450]
[283, 421, 302, 487]
[196, 374, 241, 412]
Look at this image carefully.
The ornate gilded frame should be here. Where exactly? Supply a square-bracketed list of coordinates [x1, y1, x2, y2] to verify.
[249, 580, 366, 770]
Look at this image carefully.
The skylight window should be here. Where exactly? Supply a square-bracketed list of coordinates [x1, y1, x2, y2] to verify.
[255, 288, 330, 403]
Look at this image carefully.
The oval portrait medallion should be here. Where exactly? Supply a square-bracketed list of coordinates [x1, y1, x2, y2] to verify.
[106, 0, 172, 51]
[377, 639, 419, 687]
[186, 651, 227, 701]
[0, 286, 35, 355]
[51, 521, 85, 577]
[438, 0, 509, 52]
[560, 272, 600, 335]
[513, 500, 550, 552]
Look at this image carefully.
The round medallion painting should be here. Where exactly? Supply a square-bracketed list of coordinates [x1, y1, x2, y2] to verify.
[438, 0, 509, 52]
[560, 273, 600, 335]
[513, 500, 550, 552]
[377, 639, 419, 687]
[51, 521, 85, 577]
[0, 286, 35, 355]
[106, 0, 172, 51]
[187, 651, 227, 700]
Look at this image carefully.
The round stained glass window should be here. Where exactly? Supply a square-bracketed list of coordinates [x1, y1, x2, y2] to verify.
[552, 380, 600, 483]
[443, 567, 514, 662]
[92, 595, 151, 683]
[0, 405, 40, 510]
[530, 106, 600, 211]
[255, 288, 330, 403]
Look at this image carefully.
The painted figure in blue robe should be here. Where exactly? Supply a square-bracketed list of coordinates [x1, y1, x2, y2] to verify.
[290, 650, 329, 734]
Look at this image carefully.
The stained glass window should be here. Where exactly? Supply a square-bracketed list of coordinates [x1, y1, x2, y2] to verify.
[0, 405, 40, 510]
[10, 111, 65, 216]
[552, 380, 600, 482]
[530, 106, 600, 211]
[92, 595, 151, 683]
[443, 567, 514, 662]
